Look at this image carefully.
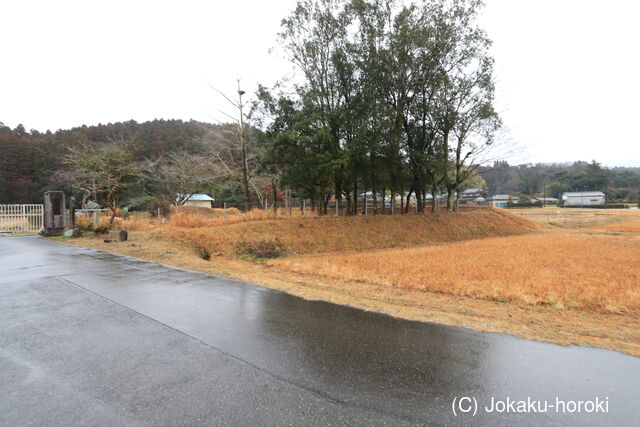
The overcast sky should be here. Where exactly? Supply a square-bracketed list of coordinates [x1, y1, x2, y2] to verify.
[1, 0, 638, 166]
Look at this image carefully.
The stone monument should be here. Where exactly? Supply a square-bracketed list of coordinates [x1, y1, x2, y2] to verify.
[42, 191, 66, 236]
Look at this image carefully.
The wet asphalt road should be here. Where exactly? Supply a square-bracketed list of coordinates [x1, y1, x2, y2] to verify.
[0, 236, 638, 426]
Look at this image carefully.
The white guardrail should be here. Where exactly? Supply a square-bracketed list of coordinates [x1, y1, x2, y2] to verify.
[0, 204, 44, 234]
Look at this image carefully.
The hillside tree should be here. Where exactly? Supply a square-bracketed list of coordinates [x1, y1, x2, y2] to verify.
[66, 142, 141, 223]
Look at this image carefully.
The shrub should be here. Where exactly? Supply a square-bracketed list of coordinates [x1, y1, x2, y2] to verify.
[185, 231, 217, 260]
[234, 238, 287, 259]
[148, 198, 174, 218]
[119, 208, 130, 219]
[193, 242, 212, 260]
[75, 215, 120, 234]
[76, 215, 94, 232]
[92, 223, 110, 234]
[223, 207, 242, 215]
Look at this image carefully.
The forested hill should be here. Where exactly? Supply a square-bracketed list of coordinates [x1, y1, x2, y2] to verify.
[0, 119, 219, 203]
[478, 161, 640, 202]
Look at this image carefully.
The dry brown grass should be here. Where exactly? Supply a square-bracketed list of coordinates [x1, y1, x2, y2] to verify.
[168, 206, 310, 228]
[595, 219, 640, 233]
[272, 233, 640, 314]
[165, 208, 537, 256]
[75, 215, 125, 233]
[75, 215, 93, 230]
[123, 214, 159, 232]
[511, 208, 640, 228]
[175, 205, 242, 217]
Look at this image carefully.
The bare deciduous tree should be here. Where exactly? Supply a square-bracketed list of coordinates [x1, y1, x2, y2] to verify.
[49, 169, 98, 208]
[141, 151, 221, 205]
[205, 80, 256, 210]
[66, 142, 141, 223]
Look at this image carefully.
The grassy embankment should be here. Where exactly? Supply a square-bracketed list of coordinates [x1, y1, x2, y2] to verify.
[60, 207, 640, 356]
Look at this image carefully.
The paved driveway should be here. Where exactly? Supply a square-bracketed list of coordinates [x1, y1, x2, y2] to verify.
[1, 236, 638, 426]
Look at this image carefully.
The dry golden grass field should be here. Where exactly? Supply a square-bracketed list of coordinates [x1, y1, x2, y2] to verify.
[510, 207, 640, 228]
[60, 207, 640, 356]
[271, 233, 640, 314]
[595, 219, 640, 233]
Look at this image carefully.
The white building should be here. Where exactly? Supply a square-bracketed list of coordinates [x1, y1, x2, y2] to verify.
[182, 194, 215, 208]
[561, 191, 605, 207]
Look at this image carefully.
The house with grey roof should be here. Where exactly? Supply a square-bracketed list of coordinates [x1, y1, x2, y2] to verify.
[458, 188, 489, 206]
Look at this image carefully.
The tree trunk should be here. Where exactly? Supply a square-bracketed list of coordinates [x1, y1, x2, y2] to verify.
[372, 188, 378, 215]
[442, 128, 454, 213]
[362, 189, 367, 215]
[453, 185, 460, 212]
[345, 192, 352, 216]
[404, 188, 413, 214]
[109, 206, 117, 224]
[323, 194, 330, 215]
[241, 159, 252, 211]
[106, 187, 118, 224]
[353, 184, 358, 216]
[81, 189, 90, 209]
[447, 187, 455, 212]
[272, 181, 278, 213]
[416, 187, 424, 214]
[334, 176, 342, 216]
[431, 185, 439, 214]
